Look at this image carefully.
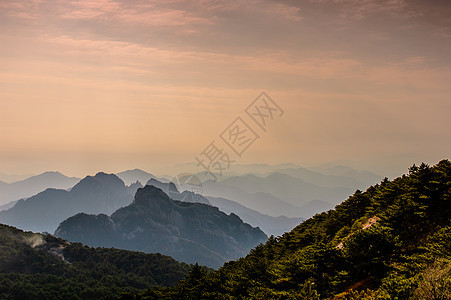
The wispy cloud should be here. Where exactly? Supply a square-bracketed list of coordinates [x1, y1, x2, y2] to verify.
[1, 0, 450, 175]
[2, 28, 448, 86]
[338, 0, 408, 19]
[309, 0, 410, 19]
[196, 0, 302, 21]
[56, 0, 215, 30]
[57, 0, 120, 20]
[0, 0, 43, 20]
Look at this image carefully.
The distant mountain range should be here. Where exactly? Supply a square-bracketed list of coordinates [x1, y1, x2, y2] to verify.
[215, 172, 352, 206]
[0, 200, 19, 213]
[311, 164, 382, 185]
[199, 166, 382, 219]
[207, 196, 303, 236]
[0, 171, 80, 205]
[202, 178, 337, 218]
[55, 185, 267, 268]
[0, 168, 168, 206]
[145, 178, 211, 205]
[189, 164, 381, 219]
[159, 162, 299, 179]
[0, 169, 302, 237]
[0, 172, 134, 233]
[0, 172, 36, 183]
[145, 175, 304, 235]
[262, 166, 379, 189]
[0, 165, 382, 237]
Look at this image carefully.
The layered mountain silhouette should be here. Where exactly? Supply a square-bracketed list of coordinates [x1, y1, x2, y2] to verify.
[0, 170, 294, 239]
[313, 164, 381, 184]
[217, 172, 351, 205]
[194, 164, 382, 219]
[0, 172, 133, 233]
[207, 196, 304, 236]
[202, 173, 354, 218]
[55, 185, 267, 268]
[0, 171, 80, 205]
[143, 178, 301, 236]
[146, 178, 180, 196]
[0, 200, 19, 213]
[263, 166, 377, 189]
[160, 162, 299, 179]
[0, 172, 35, 183]
[116, 169, 166, 186]
[146, 178, 211, 205]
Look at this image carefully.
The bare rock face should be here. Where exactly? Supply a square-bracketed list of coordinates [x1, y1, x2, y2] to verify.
[55, 185, 267, 268]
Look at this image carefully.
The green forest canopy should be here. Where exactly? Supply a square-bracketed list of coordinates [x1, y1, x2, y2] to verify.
[0, 224, 192, 300]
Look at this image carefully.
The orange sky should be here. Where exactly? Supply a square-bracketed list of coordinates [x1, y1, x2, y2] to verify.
[1, 0, 450, 177]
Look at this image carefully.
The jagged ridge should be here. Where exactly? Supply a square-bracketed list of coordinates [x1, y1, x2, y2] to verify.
[55, 185, 267, 268]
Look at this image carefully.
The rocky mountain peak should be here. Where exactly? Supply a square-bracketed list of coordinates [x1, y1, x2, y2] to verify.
[133, 185, 173, 207]
[71, 172, 125, 194]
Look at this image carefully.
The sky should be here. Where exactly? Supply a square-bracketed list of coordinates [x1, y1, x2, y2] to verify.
[0, 0, 450, 178]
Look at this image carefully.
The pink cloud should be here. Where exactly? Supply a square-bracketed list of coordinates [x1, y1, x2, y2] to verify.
[56, 0, 121, 19]
[55, 0, 215, 30]
[19, 0, 301, 30]
[196, 0, 301, 22]
[9, 33, 449, 94]
[310, 0, 410, 19]
[0, 0, 43, 20]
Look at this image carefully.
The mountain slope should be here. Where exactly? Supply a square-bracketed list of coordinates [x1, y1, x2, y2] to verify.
[266, 166, 373, 189]
[0, 223, 191, 299]
[219, 172, 352, 206]
[0, 172, 133, 233]
[0, 171, 80, 205]
[203, 180, 336, 219]
[146, 178, 211, 205]
[207, 196, 304, 236]
[55, 185, 267, 269]
[146, 178, 180, 197]
[137, 159, 451, 299]
[202, 172, 351, 218]
[202, 181, 306, 218]
[314, 164, 381, 185]
[0, 172, 35, 183]
[0, 200, 19, 212]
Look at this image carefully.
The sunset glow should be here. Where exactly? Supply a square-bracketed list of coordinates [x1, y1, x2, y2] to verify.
[1, 0, 450, 177]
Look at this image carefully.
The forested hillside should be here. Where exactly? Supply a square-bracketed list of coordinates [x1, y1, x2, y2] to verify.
[0, 224, 191, 299]
[129, 160, 450, 299]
